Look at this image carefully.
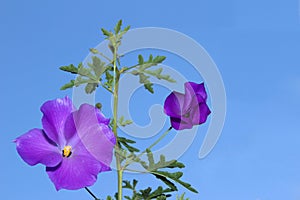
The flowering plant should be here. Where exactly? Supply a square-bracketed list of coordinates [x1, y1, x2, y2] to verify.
[15, 20, 210, 200]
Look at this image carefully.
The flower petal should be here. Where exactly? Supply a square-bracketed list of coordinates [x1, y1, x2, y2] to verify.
[198, 102, 211, 124]
[170, 117, 193, 130]
[46, 141, 102, 190]
[164, 91, 185, 118]
[15, 129, 62, 167]
[95, 108, 110, 125]
[70, 104, 116, 165]
[41, 97, 74, 146]
[78, 124, 115, 168]
[186, 82, 207, 100]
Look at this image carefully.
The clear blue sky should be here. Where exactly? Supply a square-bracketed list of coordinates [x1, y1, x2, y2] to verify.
[1, 0, 300, 199]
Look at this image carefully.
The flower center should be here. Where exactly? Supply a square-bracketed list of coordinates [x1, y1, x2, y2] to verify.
[183, 112, 190, 118]
[62, 145, 72, 157]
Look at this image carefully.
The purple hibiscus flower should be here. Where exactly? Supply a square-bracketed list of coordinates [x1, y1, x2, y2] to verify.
[164, 82, 211, 130]
[15, 97, 116, 190]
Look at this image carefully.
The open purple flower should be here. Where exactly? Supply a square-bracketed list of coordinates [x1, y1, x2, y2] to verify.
[15, 97, 116, 190]
[164, 82, 211, 130]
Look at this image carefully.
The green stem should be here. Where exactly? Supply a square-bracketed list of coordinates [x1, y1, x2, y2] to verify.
[123, 127, 172, 169]
[147, 126, 172, 150]
[85, 187, 100, 200]
[112, 46, 123, 200]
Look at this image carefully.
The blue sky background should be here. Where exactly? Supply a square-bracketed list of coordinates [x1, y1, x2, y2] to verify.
[1, 0, 300, 199]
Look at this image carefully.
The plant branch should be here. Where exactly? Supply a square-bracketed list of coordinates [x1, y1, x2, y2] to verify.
[123, 127, 173, 169]
[85, 187, 100, 200]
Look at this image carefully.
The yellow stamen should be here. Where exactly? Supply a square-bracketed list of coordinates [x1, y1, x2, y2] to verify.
[63, 146, 72, 157]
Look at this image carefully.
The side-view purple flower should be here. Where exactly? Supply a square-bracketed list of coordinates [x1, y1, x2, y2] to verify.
[164, 82, 211, 130]
[14, 96, 116, 190]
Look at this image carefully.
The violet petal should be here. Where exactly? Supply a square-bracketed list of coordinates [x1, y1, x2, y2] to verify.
[95, 108, 110, 125]
[46, 141, 102, 190]
[198, 103, 211, 124]
[170, 117, 193, 130]
[186, 82, 207, 100]
[15, 128, 62, 167]
[41, 97, 74, 146]
[164, 91, 185, 118]
[71, 104, 116, 165]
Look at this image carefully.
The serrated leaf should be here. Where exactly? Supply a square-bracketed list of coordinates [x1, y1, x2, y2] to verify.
[85, 83, 98, 94]
[144, 83, 154, 93]
[139, 149, 198, 194]
[60, 64, 78, 74]
[152, 173, 178, 191]
[118, 116, 133, 127]
[123, 180, 133, 189]
[104, 70, 113, 89]
[118, 136, 140, 153]
[153, 56, 166, 63]
[144, 68, 176, 83]
[60, 80, 75, 90]
[88, 56, 107, 78]
[129, 55, 175, 93]
[77, 65, 95, 79]
[153, 171, 198, 193]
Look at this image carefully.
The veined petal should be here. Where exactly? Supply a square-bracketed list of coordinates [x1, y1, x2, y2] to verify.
[164, 91, 185, 118]
[41, 96, 74, 146]
[76, 124, 115, 167]
[46, 141, 103, 190]
[70, 104, 116, 165]
[15, 129, 62, 167]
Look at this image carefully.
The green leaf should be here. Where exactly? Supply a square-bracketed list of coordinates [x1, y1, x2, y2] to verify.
[104, 70, 114, 90]
[139, 149, 198, 194]
[60, 64, 78, 74]
[123, 25, 130, 32]
[106, 196, 114, 200]
[176, 193, 190, 200]
[144, 68, 176, 83]
[153, 55, 166, 63]
[101, 28, 112, 37]
[60, 80, 75, 90]
[118, 116, 133, 127]
[90, 48, 99, 54]
[123, 180, 134, 189]
[85, 83, 98, 94]
[114, 20, 122, 34]
[129, 55, 175, 94]
[138, 54, 144, 64]
[77, 64, 95, 79]
[88, 56, 106, 78]
[144, 83, 154, 93]
[118, 136, 140, 153]
[153, 171, 198, 193]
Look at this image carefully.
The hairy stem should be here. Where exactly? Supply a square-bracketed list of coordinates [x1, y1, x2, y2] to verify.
[112, 46, 123, 200]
